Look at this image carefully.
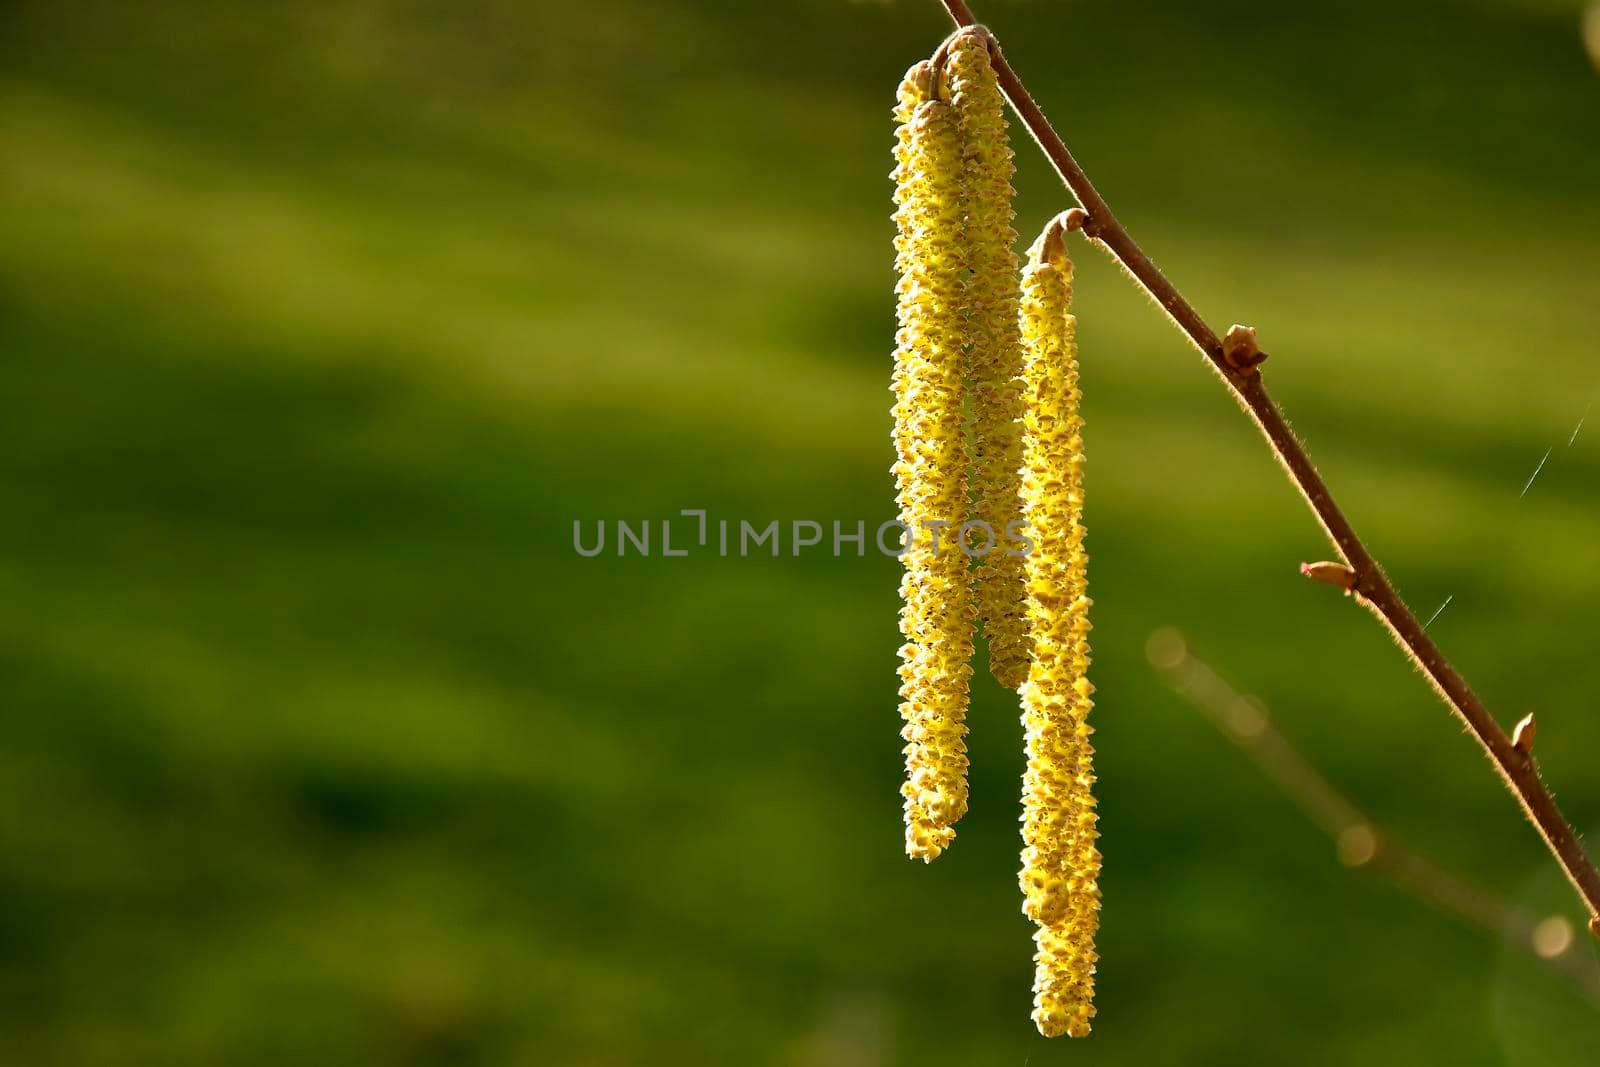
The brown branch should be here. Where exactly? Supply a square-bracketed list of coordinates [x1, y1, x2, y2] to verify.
[1147, 628, 1600, 1007]
[934, 0, 1600, 929]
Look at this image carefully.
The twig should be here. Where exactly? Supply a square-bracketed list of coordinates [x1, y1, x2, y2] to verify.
[934, 0, 1600, 931]
[1146, 628, 1600, 1006]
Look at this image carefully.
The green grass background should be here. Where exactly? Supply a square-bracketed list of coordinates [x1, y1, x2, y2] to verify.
[3, 0, 1599, 1063]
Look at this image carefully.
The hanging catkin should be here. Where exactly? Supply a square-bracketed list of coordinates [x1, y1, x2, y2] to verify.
[1015, 217, 1100, 1038]
[947, 31, 1029, 692]
[891, 62, 975, 862]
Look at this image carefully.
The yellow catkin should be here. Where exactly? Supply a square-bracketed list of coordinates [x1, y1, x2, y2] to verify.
[1015, 219, 1100, 1038]
[947, 32, 1029, 692]
[891, 63, 975, 862]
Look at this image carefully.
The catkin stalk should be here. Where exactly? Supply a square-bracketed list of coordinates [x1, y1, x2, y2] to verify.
[1015, 219, 1100, 1038]
[947, 31, 1029, 692]
[891, 64, 976, 862]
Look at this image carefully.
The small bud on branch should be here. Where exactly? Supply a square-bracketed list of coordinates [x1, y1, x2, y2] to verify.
[1513, 714, 1537, 756]
[1300, 560, 1357, 593]
[1222, 323, 1267, 373]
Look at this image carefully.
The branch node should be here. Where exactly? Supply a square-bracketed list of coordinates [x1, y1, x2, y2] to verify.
[1223, 323, 1268, 375]
[1300, 560, 1357, 594]
[1513, 713, 1537, 757]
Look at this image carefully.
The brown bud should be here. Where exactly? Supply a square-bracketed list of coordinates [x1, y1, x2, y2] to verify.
[1223, 323, 1267, 373]
[1512, 713, 1537, 756]
[1300, 560, 1357, 593]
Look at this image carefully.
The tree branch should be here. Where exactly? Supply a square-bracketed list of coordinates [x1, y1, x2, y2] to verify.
[934, 0, 1600, 930]
[1147, 628, 1600, 1006]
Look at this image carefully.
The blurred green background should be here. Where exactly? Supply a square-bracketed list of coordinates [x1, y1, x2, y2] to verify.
[3, 0, 1599, 1063]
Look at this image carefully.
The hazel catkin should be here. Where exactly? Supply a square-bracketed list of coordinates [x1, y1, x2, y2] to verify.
[947, 30, 1029, 693]
[1015, 217, 1100, 1039]
[891, 63, 976, 862]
